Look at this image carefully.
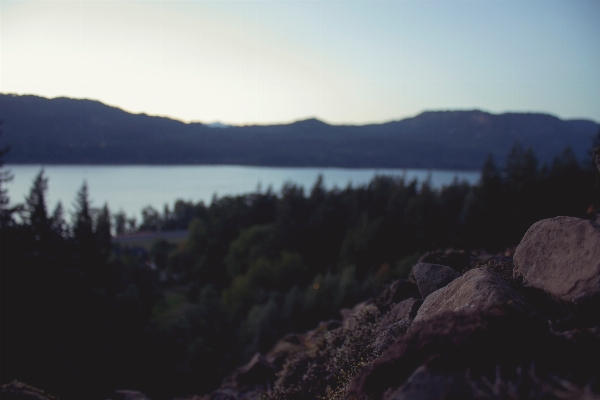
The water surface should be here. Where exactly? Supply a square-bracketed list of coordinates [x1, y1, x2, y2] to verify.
[5, 165, 480, 219]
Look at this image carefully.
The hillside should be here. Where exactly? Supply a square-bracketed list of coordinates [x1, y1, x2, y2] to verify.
[0, 93, 597, 169]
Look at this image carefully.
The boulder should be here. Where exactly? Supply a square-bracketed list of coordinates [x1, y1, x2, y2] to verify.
[375, 280, 421, 311]
[371, 298, 422, 354]
[413, 268, 532, 323]
[412, 263, 461, 298]
[513, 216, 600, 306]
[382, 365, 472, 400]
[112, 390, 152, 400]
[349, 307, 562, 400]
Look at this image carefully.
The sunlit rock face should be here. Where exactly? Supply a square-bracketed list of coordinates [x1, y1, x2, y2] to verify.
[413, 268, 532, 324]
[514, 216, 600, 306]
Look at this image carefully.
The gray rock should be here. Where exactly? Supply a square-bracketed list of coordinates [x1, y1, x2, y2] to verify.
[383, 365, 472, 400]
[371, 298, 422, 353]
[349, 306, 553, 400]
[414, 268, 531, 323]
[113, 390, 152, 400]
[412, 263, 462, 299]
[513, 216, 600, 305]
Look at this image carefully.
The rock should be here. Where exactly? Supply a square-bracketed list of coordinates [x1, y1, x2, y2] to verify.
[513, 216, 600, 306]
[112, 390, 152, 400]
[477, 256, 515, 284]
[413, 268, 532, 323]
[382, 365, 472, 400]
[0, 381, 58, 400]
[221, 353, 276, 392]
[412, 263, 462, 298]
[418, 250, 476, 273]
[371, 298, 422, 354]
[379, 298, 423, 328]
[208, 388, 239, 400]
[349, 307, 561, 400]
[375, 280, 421, 311]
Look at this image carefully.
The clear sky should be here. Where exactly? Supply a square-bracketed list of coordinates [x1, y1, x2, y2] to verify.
[1, 0, 599, 126]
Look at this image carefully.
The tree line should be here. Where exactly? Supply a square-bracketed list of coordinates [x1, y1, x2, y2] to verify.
[1, 124, 599, 399]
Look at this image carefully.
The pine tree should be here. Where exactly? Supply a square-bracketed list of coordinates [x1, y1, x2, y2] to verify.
[51, 201, 68, 238]
[113, 210, 127, 235]
[505, 142, 538, 193]
[25, 169, 50, 240]
[0, 120, 15, 227]
[592, 127, 600, 172]
[480, 155, 503, 196]
[73, 181, 94, 252]
[95, 203, 112, 257]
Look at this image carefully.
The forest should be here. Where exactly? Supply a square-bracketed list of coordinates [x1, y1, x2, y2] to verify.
[1, 132, 599, 399]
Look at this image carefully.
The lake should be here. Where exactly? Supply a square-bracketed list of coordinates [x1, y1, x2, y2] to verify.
[4, 165, 480, 220]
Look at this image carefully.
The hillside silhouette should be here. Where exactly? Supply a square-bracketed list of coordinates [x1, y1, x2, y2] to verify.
[0, 93, 597, 169]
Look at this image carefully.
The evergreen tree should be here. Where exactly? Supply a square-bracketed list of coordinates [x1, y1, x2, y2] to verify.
[505, 142, 538, 192]
[50, 201, 68, 238]
[140, 205, 161, 231]
[591, 126, 600, 170]
[0, 120, 15, 227]
[480, 154, 503, 194]
[95, 203, 112, 257]
[589, 127, 600, 214]
[25, 168, 51, 241]
[113, 210, 127, 235]
[73, 181, 95, 252]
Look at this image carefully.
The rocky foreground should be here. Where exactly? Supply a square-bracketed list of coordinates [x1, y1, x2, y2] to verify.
[197, 216, 600, 400]
[4, 216, 600, 400]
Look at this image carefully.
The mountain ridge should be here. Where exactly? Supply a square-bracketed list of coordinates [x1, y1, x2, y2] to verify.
[0, 93, 597, 169]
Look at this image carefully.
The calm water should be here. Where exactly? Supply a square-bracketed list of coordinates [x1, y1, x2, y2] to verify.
[5, 165, 480, 219]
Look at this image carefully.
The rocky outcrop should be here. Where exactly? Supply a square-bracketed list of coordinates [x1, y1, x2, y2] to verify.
[412, 263, 461, 299]
[413, 268, 533, 323]
[196, 220, 600, 399]
[514, 216, 600, 306]
[349, 306, 585, 400]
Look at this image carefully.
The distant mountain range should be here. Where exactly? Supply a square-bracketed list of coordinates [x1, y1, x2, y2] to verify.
[0, 93, 598, 170]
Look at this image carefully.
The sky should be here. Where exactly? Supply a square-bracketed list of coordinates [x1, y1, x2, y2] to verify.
[1, 0, 599, 126]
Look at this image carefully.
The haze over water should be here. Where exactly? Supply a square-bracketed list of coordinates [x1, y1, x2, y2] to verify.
[6, 165, 480, 220]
